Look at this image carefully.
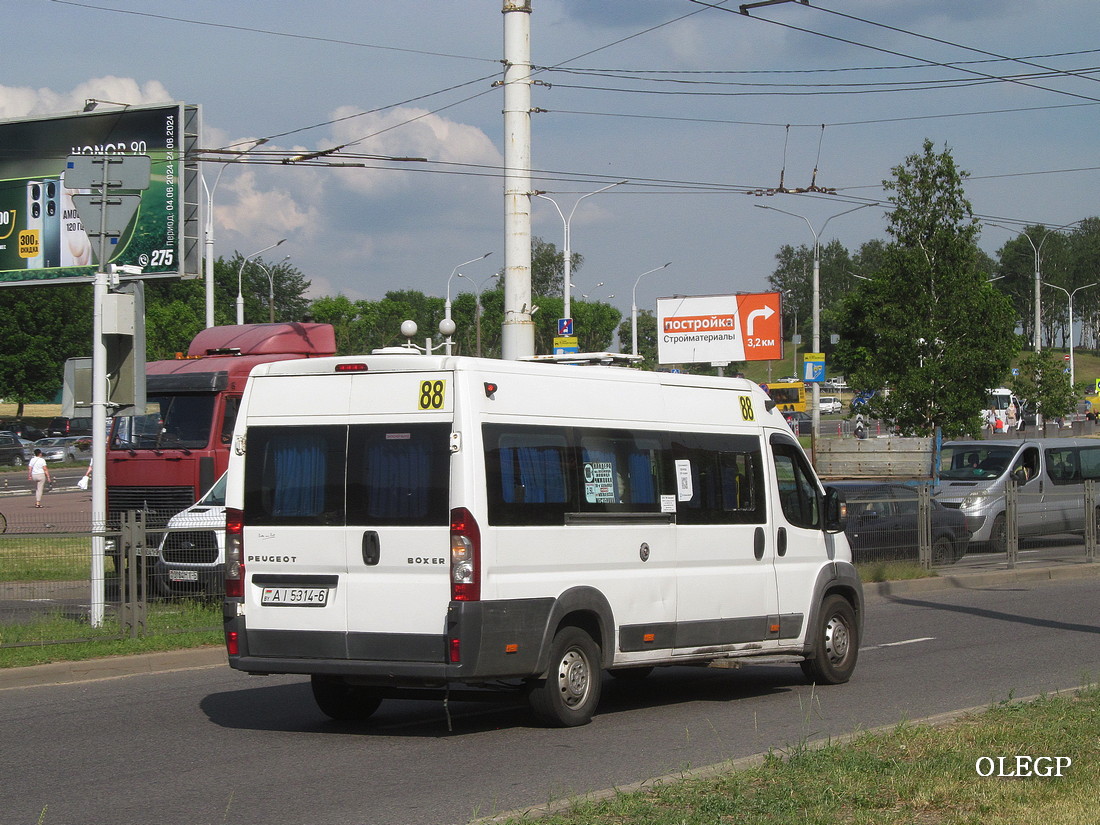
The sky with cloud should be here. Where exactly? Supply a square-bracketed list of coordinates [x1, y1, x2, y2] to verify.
[4, 0, 1098, 325]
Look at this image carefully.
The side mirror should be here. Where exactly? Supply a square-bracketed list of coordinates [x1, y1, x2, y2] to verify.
[823, 486, 848, 534]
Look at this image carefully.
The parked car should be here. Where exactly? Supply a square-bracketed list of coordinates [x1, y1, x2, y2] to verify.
[829, 481, 969, 565]
[818, 396, 843, 414]
[34, 436, 90, 462]
[0, 420, 46, 441]
[154, 473, 227, 598]
[0, 432, 26, 466]
[46, 416, 93, 437]
[784, 411, 812, 435]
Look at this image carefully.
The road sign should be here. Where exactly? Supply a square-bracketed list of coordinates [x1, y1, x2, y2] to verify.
[65, 155, 152, 191]
[803, 352, 825, 383]
[557, 318, 574, 336]
[553, 335, 579, 354]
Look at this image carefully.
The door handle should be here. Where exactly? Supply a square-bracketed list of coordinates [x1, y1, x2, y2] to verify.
[754, 526, 765, 560]
[362, 531, 380, 566]
[776, 526, 787, 557]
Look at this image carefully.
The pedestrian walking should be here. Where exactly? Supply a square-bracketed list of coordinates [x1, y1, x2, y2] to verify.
[28, 448, 51, 508]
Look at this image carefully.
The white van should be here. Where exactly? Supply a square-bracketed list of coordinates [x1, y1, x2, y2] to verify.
[154, 473, 226, 597]
[223, 353, 862, 726]
[935, 438, 1100, 551]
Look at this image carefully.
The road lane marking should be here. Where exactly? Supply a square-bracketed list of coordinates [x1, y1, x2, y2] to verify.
[864, 636, 936, 651]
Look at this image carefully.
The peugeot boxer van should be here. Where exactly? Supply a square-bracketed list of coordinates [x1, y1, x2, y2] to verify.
[935, 438, 1100, 551]
[222, 352, 861, 727]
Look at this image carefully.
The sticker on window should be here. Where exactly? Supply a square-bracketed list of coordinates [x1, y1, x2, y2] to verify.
[584, 461, 617, 504]
[675, 459, 694, 501]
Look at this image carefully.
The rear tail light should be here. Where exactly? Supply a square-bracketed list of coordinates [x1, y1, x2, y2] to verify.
[225, 507, 244, 599]
[450, 507, 481, 601]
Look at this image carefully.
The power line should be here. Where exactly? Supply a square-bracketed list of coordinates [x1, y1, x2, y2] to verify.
[47, 0, 498, 63]
[687, 0, 1100, 105]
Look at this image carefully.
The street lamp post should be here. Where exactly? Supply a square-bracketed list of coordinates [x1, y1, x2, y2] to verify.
[458, 272, 499, 357]
[536, 181, 626, 324]
[237, 239, 286, 325]
[1043, 281, 1097, 386]
[444, 253, 492, 355]
[631, 262, 672, 356]
[257, 254, 290, 323]
[987, 220, 1082, 353]
[756, 203, 872, 441]
[202, 138, 269, 327]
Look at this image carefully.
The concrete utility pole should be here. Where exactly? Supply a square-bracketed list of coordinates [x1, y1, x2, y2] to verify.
[501, 0, 535, 360]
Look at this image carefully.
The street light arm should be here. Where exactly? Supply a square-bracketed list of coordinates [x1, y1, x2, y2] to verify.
[630, 262, 672, 357]
[236, 239, 287, 325]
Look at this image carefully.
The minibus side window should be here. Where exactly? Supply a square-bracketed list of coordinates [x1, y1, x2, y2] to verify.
[347, 424, 450, 526]
[1045, 446, 1080, 484]
[770, 438, 820, 529]
[672, 432, 765, 525]
[577, 431, 665, 513]
[1079, 446, 1100, 480]
[245, 425, 346, 525]
[484, 425, 571, 526]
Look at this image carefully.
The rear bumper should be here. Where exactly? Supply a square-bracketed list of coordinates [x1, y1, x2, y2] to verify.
[224, 597, 556, 686]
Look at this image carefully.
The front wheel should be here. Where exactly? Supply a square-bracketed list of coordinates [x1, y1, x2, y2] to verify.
[528, 627, 602, 727]
[311, 675, 383, 721]
[800, 594, 859, 685]
[988, 513, 1007, 554]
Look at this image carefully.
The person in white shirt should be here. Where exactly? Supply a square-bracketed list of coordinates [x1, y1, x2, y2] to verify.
[28, 448, 51, 508]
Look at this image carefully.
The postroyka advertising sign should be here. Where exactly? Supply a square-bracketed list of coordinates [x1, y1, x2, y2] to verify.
[0, 103, 201, 285]
[656, 292, 783, 365]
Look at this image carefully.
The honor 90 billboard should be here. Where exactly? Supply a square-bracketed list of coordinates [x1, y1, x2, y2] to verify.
[0, 103, 201, 285]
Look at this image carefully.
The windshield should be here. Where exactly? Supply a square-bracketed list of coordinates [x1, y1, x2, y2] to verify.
[939, 444, 1019, 480]
[111, 394, 216, 450]
[197, 473, 227, 507]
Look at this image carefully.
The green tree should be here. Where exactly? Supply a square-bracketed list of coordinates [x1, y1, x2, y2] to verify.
[531, 236, 581, 299]
[1008, 349, 1080, 431]
[0, 284, 92, 411]
[833, 140, 1018, 436]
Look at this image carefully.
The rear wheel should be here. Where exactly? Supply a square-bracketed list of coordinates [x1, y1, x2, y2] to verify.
[311, 675, 383, 721]
[931, 536, 957, 565]
[528, 627, 602, 727]
[800, 595, 859, 685]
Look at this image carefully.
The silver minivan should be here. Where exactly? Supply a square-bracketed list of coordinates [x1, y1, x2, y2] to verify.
[934, 438, 1100, 551]
[154, 473, 226, 597]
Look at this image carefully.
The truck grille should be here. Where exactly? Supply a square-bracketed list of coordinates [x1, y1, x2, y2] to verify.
[161, 530, 220, 564]
[107, 486, 195, 530]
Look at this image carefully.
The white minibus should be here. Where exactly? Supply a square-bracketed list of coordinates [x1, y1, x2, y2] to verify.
[222, 353, 861, 726]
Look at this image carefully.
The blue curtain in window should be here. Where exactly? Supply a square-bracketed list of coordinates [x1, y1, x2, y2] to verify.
[366, 440, 432, 519]
[502, 445, 566, 504]
[272, 433, 326, 517]
[628, 452, 655, 503]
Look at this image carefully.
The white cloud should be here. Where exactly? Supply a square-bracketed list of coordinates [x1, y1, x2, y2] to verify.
[0, 77, 173, 119]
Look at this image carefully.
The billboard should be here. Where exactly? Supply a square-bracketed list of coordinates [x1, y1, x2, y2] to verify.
[0, 103, 201, 285]
[656, 292, 783, 365]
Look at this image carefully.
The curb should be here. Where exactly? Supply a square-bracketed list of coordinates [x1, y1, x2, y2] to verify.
[0, 646, 226, 690]
[862, 559, 1100, 602]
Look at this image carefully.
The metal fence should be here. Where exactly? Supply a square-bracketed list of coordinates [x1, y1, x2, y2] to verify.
[3, 482, 1098, 648]
[0, 505, 221, 650]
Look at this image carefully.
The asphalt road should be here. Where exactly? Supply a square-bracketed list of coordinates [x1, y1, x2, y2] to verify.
[2, 575, 1098, 825]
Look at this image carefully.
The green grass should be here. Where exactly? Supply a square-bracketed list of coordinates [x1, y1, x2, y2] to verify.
[492, 687, 1100, 825]
[0, 599, 221, 668]
[856, 560, 935, 582]
[0, 536, 90, 581]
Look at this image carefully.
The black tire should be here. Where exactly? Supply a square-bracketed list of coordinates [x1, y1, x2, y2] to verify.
[608, 666, 654, 681]
[931, 536, 957, 565]
[311, 675, 383, 721]
[988, 513, 1007, 554]
[800, 594, 859, 685]
[528, 627, 602, 727]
